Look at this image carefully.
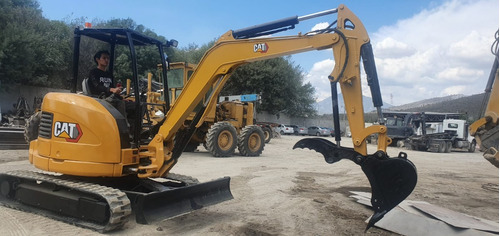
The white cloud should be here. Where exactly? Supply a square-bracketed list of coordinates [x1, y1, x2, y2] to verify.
[436, 67, 484, 81]
[305, 0, 498, 106]
[311, 22, 330, 32]
[304, 58, 335, 101]
[374, 37, 414, 58]
[441, 85, 467, 96]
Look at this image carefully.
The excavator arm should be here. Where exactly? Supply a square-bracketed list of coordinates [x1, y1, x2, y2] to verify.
[470, 30, 499, 167]
[138, 4, 417, 230]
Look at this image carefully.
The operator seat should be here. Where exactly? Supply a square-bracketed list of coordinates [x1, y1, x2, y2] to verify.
[82, 78, 90, 95]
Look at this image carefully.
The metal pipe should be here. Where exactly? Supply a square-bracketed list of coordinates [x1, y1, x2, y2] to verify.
[298, 8, 338, 21]
[127, 32, 141, 146]
[330, 81, 342, 146]
[233, 7, 338, 39]
[71, 32, 81, 93]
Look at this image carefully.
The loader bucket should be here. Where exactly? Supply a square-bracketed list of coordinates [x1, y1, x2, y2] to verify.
[125, 177, 233, 224]
[293, 138, 417, 230]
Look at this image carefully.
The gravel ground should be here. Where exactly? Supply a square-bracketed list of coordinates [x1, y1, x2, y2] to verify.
[0, 135, 497, 235]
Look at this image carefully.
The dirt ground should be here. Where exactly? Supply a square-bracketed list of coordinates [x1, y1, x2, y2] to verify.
[0, 135, 497, 236]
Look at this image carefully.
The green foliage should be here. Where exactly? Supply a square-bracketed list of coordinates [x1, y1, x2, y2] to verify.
[169, 41, 216, 64]
[79, 19, 170, 84]
[167, 40, 317, 117]
[0, 0, 72, 90]
[221, 57, 317, 117]
[0, 1, 317, 117]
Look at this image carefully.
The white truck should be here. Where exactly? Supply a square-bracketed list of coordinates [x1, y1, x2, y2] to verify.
[407, 118, 476, 153]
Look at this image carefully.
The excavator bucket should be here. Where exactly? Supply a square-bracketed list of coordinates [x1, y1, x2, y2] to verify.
[124, 177, 233, 224]
[293, 138, 417, 230]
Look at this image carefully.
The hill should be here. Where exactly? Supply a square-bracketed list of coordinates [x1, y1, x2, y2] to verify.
[386, 94, 465, 111]
[387, 93, 486, 121]
[315, 95, 393, 115]
[316, 93, 487, 121]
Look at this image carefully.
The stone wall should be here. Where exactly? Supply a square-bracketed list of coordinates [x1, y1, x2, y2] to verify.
[254, 111, 348, 132]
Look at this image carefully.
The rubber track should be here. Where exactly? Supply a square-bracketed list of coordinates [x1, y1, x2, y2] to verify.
[0, 170, 132, 233]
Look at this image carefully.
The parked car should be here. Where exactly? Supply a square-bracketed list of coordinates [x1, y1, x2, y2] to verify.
[288, 125, 299, 134]
[321, 127, 335, 137]
[293, 126, 307, 136]
[345, 126, 352, 137]
[278, 124, 294, 135]
[307, 126, 330, 136]
[296, 126, 308, 136]
[287, 125, 307, 135]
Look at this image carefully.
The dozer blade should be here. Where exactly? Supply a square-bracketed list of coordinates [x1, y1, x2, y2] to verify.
[125, 177, 233, 224]
[293, 138, 417, 231]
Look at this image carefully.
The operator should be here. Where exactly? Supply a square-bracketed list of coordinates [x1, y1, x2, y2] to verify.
[88, 50, 135, 127]
[88, 50, 123, 98]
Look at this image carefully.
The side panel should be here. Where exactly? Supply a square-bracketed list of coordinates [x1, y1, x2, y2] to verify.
[31, 93, 125, 176]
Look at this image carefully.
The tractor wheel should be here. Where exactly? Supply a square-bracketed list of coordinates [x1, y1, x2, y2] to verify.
[445, 141, 452, 153]
[438, 141, 446, 153]
[397, 140, 405, 148]
[468, 140, 476, 152]
[238, 125, 265, 156]
[24, 111, 42, 143]
[206, 122, 237, 157]
[262, 127, 272, 143]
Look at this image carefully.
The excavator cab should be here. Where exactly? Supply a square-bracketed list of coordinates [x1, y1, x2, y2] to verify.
[71, 27, 176, 146]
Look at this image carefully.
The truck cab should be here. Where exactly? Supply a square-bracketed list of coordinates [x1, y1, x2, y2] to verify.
[443, 119, 475, 143]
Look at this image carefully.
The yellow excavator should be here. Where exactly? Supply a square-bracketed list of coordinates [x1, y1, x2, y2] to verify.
[469, 30, 499, 167]
[1, 4, 417, 232]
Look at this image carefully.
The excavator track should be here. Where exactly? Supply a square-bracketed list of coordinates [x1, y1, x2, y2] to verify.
[0, 170, 131, 233]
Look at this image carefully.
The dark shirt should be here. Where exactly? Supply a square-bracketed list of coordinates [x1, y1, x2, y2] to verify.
[88, 68, 115, 97]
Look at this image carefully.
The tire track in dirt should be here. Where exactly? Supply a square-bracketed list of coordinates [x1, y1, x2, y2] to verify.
[0, 207, 28, 236]
[0, 206, 99, 236]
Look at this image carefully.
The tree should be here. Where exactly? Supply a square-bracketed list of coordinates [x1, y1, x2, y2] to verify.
[168, 42, 317, 117]
[221, 57, 317, 117]
[0, 1, 317, 117]
[0, 0, 72, 90]
[168, 41, 216, 64]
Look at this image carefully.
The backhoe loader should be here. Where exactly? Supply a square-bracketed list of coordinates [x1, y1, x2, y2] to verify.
[163, 62, 267, 156]
[1, 4, 417, 232]
[133, 62, 266, 157]
[470, 30, 499, 167]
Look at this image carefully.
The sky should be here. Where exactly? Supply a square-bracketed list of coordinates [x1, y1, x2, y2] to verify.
[38, 0, 499, 106]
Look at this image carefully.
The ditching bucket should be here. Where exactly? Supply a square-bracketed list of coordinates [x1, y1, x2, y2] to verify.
[125, 177, 233, 224]
[293, 138, 417, 230]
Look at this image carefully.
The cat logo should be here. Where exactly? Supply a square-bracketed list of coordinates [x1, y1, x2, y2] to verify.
[53, 121, 83, 142]
[253, 43, 269, 53]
